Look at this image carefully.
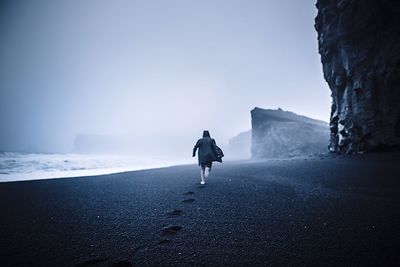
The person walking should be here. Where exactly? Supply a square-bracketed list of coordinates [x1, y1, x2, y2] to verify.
[192, 130, 223, 184]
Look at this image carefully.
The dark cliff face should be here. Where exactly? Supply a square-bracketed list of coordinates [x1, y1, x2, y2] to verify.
[315, 0, 400, 153]
[251, 108, 329, 158]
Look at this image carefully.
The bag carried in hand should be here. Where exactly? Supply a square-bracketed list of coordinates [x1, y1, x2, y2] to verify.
[215, 146, 224, 162]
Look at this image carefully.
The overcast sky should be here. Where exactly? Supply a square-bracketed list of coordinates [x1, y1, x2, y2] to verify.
[0, 0, 330, 153]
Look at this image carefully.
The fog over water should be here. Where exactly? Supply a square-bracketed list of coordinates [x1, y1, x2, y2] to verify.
[0, 0, 330, 158]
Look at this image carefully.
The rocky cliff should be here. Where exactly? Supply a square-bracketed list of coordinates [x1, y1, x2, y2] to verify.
[315, 0, 400, 153]
[251, 108, 329, 158]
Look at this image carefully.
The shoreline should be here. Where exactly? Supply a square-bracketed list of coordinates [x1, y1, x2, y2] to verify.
[0, 153, 338, 184]
[0, 164, 178, 184]
[0, 152, 194, 183]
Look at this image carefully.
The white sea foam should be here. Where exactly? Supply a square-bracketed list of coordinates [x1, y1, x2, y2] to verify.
[0, 152, 191, 182]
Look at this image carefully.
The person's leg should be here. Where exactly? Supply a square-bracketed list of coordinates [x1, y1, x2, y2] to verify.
[204, 167, 210, 178]
[204, 162, 212, 178]
[200, 165, 205, 184]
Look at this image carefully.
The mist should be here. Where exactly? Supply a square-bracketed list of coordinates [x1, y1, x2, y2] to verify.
[0, 0, 330, 157]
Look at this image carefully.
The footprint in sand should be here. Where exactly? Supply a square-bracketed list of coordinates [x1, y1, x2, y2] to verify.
[76, 258, 109, 267]
[133, 244, 147, 253]
[110, 261, 133, 267]
[161, 225, 182, 236]
[167, 209, 183, 216]
[183, 191, 194, 196]
[182, 198, 195, 203]
[157, 239, 172, 245]
[77, 258, 133, 267]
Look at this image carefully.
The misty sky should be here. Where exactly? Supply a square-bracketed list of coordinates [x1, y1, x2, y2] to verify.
[0, 0, 330, 153]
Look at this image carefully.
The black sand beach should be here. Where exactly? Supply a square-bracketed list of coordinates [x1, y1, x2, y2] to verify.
[1, 153, 400, 266]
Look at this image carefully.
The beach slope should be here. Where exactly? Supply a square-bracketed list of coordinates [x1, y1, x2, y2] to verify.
[1, 153, 399, 266]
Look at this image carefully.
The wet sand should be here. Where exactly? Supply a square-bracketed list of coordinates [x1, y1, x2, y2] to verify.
[1, 153, 399, 266]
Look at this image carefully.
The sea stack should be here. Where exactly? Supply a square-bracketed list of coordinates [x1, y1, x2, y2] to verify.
[251, 107, 329, 158]
[315, 0, 400, 153]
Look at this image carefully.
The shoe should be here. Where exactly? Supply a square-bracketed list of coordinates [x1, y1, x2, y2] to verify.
[200, 181, 205, 185]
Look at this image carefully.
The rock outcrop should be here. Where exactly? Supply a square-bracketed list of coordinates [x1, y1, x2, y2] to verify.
[251, 108, 329, 158]
[315, 0, 400, 153]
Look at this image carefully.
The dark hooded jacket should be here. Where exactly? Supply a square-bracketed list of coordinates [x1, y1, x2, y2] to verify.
[193, 137, 219, 165]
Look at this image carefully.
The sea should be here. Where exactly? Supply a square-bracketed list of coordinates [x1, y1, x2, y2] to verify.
[0, 152, 190, 183]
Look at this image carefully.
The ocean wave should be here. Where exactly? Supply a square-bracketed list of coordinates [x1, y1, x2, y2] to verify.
[0, 152, 191, 182]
